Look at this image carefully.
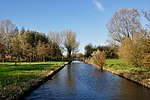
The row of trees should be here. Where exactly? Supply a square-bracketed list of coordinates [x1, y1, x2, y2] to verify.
[107, 8, 150, 68]
[84, 43, 118, 59]
[0, 19, 79, 63]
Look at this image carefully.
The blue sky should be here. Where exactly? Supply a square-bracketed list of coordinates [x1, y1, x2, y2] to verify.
[0, 0, 149, 53]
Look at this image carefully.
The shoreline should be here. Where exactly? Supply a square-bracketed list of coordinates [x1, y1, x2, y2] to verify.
[104, 68, 150, 89]
[1, 62, 68, 100]
[20, 63, 68, 100]
[84, 61, 150, 89]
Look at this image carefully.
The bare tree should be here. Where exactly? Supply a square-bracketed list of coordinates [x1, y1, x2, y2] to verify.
[143, 10, 150, 33]
[63, 30, 79, 59]
[48, 31, 61, 45]
[143, 10, 150, 23]
[107, 8, 141, 44]
[0, 19, 17, 62]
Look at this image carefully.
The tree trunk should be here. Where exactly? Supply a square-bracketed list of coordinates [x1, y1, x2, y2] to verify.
[67, 48, 72, 60]
[15, 61, 17, 66]
[43, 56, 45, 62]
[15, 56, 18, 66]
[30, 56, 32, 63]
[2, 54, 5, 63]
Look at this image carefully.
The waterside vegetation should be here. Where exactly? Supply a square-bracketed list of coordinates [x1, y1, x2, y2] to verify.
[105, 59, 150, 88]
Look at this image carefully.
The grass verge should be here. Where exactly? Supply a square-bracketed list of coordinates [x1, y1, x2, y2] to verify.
[0, 61, 66, 100]
[104, 59, 150, 88]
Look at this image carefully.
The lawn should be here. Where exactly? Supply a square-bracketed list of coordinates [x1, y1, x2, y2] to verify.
[0, 61, 65, 99]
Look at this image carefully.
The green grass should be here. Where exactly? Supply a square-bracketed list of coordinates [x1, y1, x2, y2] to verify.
[0, 61, 65, 99]
[0, 61, 65, 87]
[105, 59, 150, 72]
[105, 59, 130, 70]
[105, 59, 123, 65]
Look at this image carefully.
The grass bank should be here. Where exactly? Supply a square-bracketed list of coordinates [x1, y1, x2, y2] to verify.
[0, 61, 66, 100]
[105, 59, 150, 88]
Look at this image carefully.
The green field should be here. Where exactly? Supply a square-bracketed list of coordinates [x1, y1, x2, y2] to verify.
[0, 61, 65, 99]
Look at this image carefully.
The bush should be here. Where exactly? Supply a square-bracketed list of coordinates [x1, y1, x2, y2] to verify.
[118, 35, 150, 68]
[118, 38, 142, 67]
[91, 50, 105, 69]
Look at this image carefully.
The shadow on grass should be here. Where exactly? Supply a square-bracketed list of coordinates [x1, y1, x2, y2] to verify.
[0, 63, 56, 72]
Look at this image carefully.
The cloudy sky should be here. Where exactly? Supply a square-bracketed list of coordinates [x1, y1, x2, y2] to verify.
[0, 0, 149, 53]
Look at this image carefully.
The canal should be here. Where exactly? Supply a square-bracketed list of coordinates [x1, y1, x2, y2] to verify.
[25, 61, 150, 100]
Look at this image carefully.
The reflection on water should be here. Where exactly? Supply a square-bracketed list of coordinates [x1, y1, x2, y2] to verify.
[25, 62, 150, 100]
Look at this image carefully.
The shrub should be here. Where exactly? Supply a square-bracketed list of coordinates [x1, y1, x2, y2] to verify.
[91, 50, 105, 69]
[119, 37, 144, 67]
[118, 34, 150, 68]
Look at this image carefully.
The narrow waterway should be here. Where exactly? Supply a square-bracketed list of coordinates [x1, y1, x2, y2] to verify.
[25, 61, 150, 100]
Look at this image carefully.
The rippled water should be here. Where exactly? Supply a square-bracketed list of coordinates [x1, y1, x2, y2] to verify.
[25, 61, 150, 100]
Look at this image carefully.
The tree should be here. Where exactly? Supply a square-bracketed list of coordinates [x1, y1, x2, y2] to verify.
[0, 19, 17, 62]
[107, 8, 141, 45]
[96, 45, 118, 59]
[23, 30, 49, 61]
[36, 42, 47, 62]
[143, 10, 150, 25]
[25, 30, 48, 47]
[20, 27, 26, 35]
[23, 43, 33, 62]
[0, 32, 3, 60]
[84, 43, 94, 58]
[47, 32, 63, 60]
[11, 35, 22, 65]
[47, 43, 62, 60]
[48, 31, 61, 45]
[116, 12, 150, 68]
[63, 30, 79, 59]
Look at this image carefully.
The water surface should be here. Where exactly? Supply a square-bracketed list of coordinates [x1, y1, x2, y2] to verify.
[25, 61, 150, 100]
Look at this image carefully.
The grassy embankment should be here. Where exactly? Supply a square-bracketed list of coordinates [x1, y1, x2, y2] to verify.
[0, 61, 65, 100]
[105, 59, 150, 88]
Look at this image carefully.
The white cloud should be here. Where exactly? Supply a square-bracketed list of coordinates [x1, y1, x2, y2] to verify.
[93, 0, 104, 11]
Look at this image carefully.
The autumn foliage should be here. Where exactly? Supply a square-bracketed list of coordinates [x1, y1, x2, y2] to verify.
[91, 50, 105, 69]
[108, 8, 150, 68]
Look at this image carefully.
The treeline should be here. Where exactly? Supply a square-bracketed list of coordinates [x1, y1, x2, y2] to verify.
[84, 44, 118, 59]
[0, 19, 79, 63]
